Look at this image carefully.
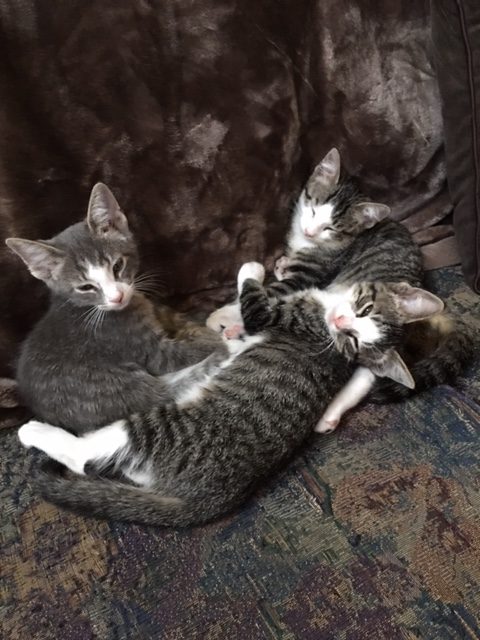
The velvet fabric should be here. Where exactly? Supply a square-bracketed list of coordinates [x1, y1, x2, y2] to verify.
[0, 0, 458, 422]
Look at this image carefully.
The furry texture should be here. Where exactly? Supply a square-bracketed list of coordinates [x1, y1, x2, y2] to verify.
[272, 158, 473, 402]
[369, 314, 474, 401]
[0, 1, 457, 427]
[10, 185, 225, 433]
[20, 275, 444, 526]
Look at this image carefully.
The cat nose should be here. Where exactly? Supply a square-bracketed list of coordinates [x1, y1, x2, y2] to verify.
[109, 290, 124, 304]
[333, 315, 352, 330]
[223, 324, 245, 340]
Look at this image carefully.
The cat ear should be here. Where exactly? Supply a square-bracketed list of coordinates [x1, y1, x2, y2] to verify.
[352, 202, 390, 229]
[389, 282, 444, 322]
[5, 238, 66, 281]
[87, 183, 129, 237]
[308, 148, 341, 192]
[369, 350, 415, 389]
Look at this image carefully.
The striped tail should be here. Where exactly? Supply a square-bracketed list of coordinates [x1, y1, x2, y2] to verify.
[34, 461, 203, 527]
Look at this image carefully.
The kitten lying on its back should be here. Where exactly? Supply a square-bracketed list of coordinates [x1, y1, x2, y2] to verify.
[7, 183, 225, 434]
[18, 263, 443, 527]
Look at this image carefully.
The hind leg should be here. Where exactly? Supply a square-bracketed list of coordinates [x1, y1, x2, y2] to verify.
[19, 419, 130, 474]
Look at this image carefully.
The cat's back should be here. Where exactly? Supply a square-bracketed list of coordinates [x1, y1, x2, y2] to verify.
[334, 220, 422, 286]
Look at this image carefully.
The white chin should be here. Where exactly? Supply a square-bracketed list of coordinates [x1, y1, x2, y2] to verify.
[104, 300, 131, 311]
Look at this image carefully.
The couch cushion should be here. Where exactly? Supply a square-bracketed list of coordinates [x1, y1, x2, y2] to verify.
[432, 0, 480, 293]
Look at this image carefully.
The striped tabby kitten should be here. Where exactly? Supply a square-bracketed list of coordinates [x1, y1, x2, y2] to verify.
[207, 148, 393, 335]
[7, 183, 225, 434]
[208, 148, 471, 428]
[18, 263, 443, 527]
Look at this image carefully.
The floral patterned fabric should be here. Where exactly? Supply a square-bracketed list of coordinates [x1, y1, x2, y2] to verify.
[1, 266, 479, 639]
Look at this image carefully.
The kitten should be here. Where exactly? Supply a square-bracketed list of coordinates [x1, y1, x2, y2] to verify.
[6, 183, 225, 433]
[206, 148, 394, 334]
[17, 263, 442, 527]
[208, 148, 470, 428]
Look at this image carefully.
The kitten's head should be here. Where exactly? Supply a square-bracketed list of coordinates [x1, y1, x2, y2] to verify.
[6, 183, 139, 310]
[324, 281, 445, 387]
[296, 148, 390, 248]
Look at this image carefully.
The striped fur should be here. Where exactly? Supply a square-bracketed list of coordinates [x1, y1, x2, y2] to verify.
[20, 276, 429, 527]
[369, 315, 474, 402]
[267, 155, 472, 401]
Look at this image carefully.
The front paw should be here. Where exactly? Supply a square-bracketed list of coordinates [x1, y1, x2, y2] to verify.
[274, 255, 291, 281]
[206, 303, 242, 333]
[315, 415, 340, 435]
[237, 262, 265, 293]
[18, 420, 52, 449]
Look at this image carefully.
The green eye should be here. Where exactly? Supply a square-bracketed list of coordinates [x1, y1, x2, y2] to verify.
[357, 303, 374, 318]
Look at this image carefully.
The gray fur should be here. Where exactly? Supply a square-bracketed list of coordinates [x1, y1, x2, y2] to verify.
[270, 186, 422, 297]
[31, 278, 429, 527]
[7, 184, 225, 433]
[266, 152, 475, 400]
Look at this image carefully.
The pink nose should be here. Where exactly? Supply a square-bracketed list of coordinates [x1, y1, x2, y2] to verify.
[223, 324, 244, 340]
[304, 229, 315, 238]
[109, 290, 124, 304]
[333, 315, 352, 330]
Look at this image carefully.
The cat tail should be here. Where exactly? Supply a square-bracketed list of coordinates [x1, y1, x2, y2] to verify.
[369, 314, 473, 403]
[34, 461, 200, 527]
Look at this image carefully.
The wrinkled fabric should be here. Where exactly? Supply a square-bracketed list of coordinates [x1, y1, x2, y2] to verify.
[0, 0, 455, 410]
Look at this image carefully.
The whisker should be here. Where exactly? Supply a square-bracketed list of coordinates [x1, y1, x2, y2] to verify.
[80, 306, 97, 331]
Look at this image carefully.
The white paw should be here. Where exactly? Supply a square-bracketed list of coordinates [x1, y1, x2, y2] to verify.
[315, 415, 340, 434]
[18, 420, 54, 449]
[237, 262, 265, 293]
[206, 303, 242, 333]
[274, 255, 291, 281]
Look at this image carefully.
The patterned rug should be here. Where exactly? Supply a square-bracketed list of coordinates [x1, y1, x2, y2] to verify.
[1, 267, 479, 640]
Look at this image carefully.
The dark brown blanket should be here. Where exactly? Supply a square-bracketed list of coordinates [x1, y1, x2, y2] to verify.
[0, 0, 458, 422]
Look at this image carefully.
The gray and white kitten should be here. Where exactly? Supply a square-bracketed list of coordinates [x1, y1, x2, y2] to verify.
[7, 183, 225, 433]
[18, 263, 443, 527]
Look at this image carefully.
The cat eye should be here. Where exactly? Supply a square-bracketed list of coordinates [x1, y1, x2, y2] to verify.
[76, 284, 98, 293]
[357, 304, 374, 318]
[112, 257, 125, 277]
